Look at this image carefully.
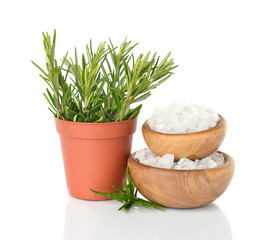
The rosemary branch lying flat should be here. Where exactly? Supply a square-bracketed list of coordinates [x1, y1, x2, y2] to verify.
[90, 167, 164, 211]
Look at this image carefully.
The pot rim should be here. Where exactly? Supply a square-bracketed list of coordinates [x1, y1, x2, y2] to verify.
[55, 116, 138, 139]
[54, 116, 138, 126]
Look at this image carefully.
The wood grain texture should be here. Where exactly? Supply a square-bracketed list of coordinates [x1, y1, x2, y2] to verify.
[142, 115, 227, 160]
[128, 151, 235, 208]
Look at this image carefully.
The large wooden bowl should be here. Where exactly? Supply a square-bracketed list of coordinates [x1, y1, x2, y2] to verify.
[128, 151, 234, 208]
[142, 115, 227, 160]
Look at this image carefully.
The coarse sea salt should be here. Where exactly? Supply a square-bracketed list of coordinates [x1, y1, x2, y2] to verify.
[147, 101, 220, 134]
[134, 149, 225, 170]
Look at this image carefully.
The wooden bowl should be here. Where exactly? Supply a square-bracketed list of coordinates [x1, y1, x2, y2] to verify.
[127, 151, 234, 208]
[142, 115, 227, 160]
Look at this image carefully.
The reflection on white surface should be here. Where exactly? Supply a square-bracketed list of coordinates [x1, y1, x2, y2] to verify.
[63, 196, 232, 240]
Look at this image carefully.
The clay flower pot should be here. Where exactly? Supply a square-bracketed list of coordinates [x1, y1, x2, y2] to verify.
[55, 117, 137, 200]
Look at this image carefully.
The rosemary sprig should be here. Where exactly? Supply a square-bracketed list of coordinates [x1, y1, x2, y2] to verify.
[90, 167, 164, 211]
[103, 38, 178, 122]
[31, 30, 71, 120]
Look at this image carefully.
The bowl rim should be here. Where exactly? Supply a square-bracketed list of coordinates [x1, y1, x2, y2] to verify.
[129, 150, 233, 172]
[143, 114, 226, 136]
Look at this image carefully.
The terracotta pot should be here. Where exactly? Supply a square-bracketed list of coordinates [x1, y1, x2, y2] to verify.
[55, 117, 137, 200]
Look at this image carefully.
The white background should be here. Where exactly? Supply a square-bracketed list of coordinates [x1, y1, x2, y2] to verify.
[1, 0, 272, 239]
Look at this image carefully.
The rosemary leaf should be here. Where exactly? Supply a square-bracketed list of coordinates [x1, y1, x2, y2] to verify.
[90, 167, 164, 211]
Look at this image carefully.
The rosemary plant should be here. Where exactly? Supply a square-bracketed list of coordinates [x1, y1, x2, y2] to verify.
[32, 30, 178, 122]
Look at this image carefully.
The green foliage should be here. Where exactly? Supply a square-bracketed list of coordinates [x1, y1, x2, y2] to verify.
[31, 30, 70, 120]
[32, 30, 178, 122]
[90, 167, 164, 211]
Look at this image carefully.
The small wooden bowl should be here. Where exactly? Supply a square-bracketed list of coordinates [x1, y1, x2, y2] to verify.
[142, 115, 227, 160]
[128, 151, 234, 208]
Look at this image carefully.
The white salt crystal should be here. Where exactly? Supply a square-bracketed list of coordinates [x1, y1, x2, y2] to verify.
[194, 160, 200, 165]
[144, 148, 156, 158]
[147, 101, 219, 134]
[134, 148, 157, 165]
[160, 154, 175, 169]
[200, 156, 212, 164]
[194, 160, 200, 169]
[210, 152, 225, 166]
[139, 156, 156, 166]
[207, 160, 218, 168]
[134, 149, 225, 170]
[151, 162, 164, 168]
[134, 149, 146, 162]
[177, 158, 195, 170]
[177, 158, 186, 165]
[146, 156, 157, 164]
